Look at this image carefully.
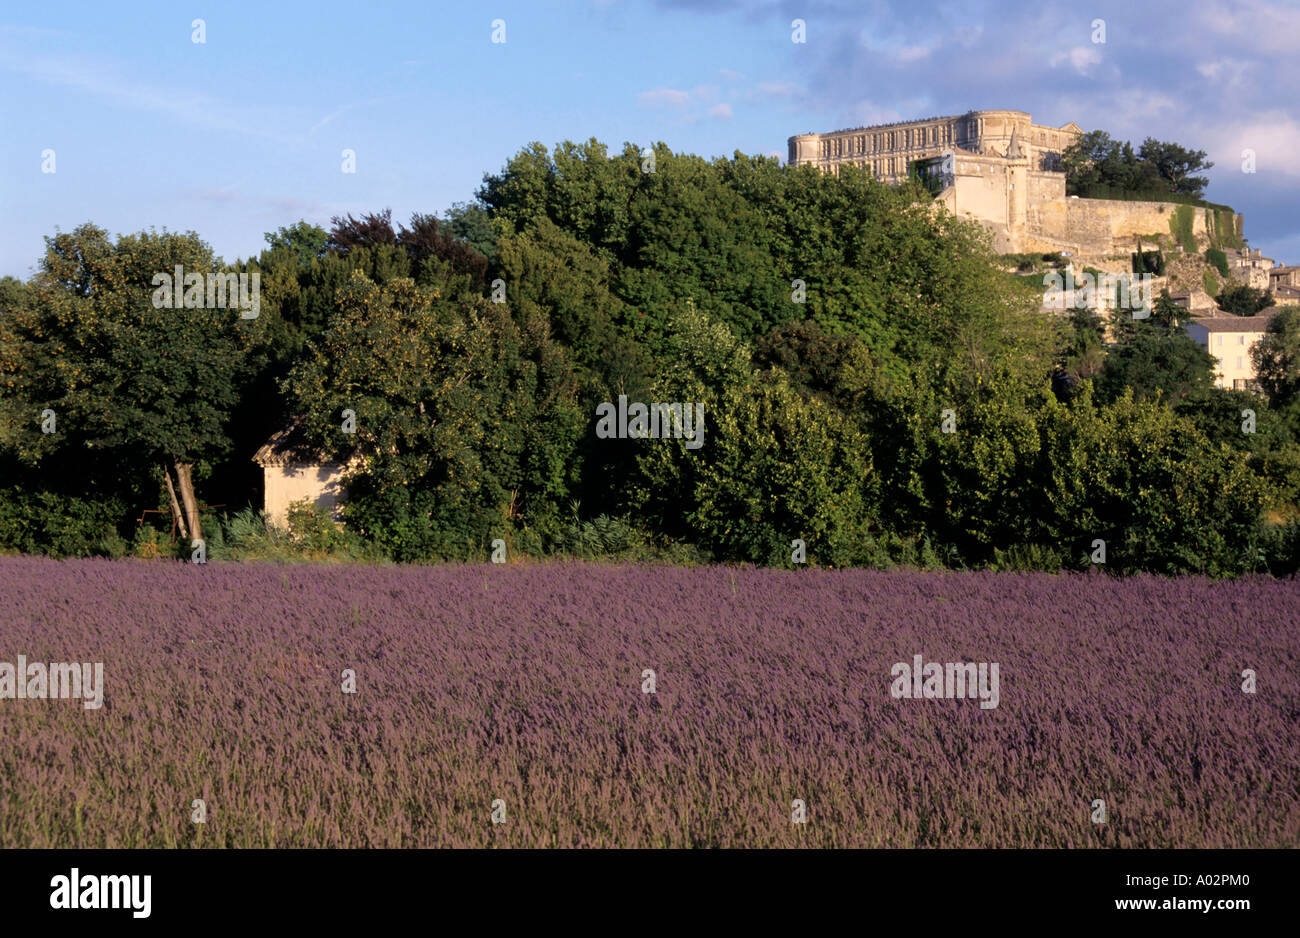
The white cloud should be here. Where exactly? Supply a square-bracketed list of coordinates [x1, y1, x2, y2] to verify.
[1048, 46, 1102, 75]
[637, 87, 691, 108]
[846, 101, 904, 128]
[637, 83, 735, 120]
[1205, 114, 1300, 179]
[856, 28, 942, 65]
[755, 81, 799, 98]
[1193, 0, 1300, 56]
[894, 43, 936, 64]
[1196, 57, 1254, 93]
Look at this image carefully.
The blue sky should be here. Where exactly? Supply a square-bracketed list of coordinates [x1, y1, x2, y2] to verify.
[2, 0, 1298, 278]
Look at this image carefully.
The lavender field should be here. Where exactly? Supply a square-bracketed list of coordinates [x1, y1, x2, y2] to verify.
[0, 556, 1296, 848]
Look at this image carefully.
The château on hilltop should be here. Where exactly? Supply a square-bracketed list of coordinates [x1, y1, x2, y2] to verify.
[788, 109, 1241, 259]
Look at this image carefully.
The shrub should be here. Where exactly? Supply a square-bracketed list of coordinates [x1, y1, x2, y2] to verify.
[0, 488, 128, 558]
[990, 543, 1063, 572]
[1260, 521, 1300, 576]
[1205, 247, 1229, 278]
[131, 525, 169, 560]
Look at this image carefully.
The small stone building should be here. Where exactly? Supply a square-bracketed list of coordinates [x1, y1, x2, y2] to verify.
[252, 418, 351, 527]
[1170, 289, 1219, 316]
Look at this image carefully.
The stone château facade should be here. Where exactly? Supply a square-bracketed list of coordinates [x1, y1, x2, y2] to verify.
[788, 110, 1081, 183]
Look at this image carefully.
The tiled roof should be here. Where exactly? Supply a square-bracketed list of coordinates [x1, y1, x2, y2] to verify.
[1189, 309, 1280, 332]
[253, 417, 335, 468]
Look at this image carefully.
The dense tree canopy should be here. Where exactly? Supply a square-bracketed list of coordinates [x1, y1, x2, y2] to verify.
[0, 138, 1294, 575]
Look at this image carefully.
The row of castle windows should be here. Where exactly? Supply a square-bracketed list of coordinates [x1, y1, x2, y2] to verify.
[819, 124, 954, 159]
[821, 159, 911, 177]
[820, 127, 1071, 160]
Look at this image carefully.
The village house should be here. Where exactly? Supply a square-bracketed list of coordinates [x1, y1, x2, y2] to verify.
[1183, 308, 1281, 391]
[1272, 284, 1300, 306]
[1269, 266, 1300, 292]
[1224, 248, 1275, 290]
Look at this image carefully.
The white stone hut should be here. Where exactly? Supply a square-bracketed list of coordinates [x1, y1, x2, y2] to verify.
[252, 418, 351, 527]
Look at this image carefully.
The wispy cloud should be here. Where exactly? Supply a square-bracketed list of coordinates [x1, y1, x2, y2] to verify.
[637, 87, 691, 108]
[754, 81, 799, 98]
[0, 45, 297, 146]
[637, 83, 735, 121]
[1049, 46, 1102, 75]
[308, 97, 392, 137]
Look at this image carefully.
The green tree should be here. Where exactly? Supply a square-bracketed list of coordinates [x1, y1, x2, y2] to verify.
[1062, 130, 1120, 194]
[264, 221, 328, 267]
[630, 302, 876, 565]
[493, 217, 640, 383]
[1138, 138, 1214, 198]
[1216, 284, 1275, 316]
[0, 223, 268, 542]
[1063, 131, 1214, 199]
[0, 276, 30, 317]
[444, 200, 498, 261]
[1094, 325, 1216, 406]
[752, 319, 879, 410]
[1253, 307, 1300, 408]
[1151, 287, 1190, 331]
[285, 272, 583, 560]
[1056, 305, 1106, 397]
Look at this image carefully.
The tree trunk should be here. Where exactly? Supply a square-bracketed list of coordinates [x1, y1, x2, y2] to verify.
[173, 460, 202, 542]
[163, 465, 189, 541]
